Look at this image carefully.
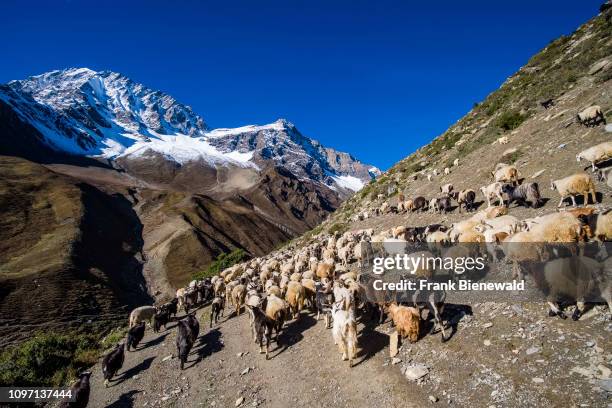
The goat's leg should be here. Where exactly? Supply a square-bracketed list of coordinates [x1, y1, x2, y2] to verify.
[558, 196, 565, 208]
[547, 301, 567, 319]
[572, 301, 585, 321]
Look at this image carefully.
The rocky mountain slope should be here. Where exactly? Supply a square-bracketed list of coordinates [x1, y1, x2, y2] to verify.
[307, 6, 612, 239]
[0, 69, 377, 344]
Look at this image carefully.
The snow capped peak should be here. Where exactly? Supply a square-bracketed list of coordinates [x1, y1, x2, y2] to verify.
[1, 68, 379, 193]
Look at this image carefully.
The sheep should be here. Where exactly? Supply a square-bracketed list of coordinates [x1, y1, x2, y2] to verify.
[481, 182, 505, 207]
[316, 262, 335, 280]
[60, 371, 91, 408]
[501, 182, 543, 208]
[433, 196, 452, 213]
[536, 256, 611, 320]
[128, 306, 156, 328]
[289, 272, 302, 282]
[231, 284, 247, 316]
[597, 167, 612, 188]
[433, 169, 439, 176]
[331, 301, 358, 367]
[210, 296, 225, 327]
[440, 183, 454, 195]
[380, 201, 390, 214]
[427, 174, 433, 182]
[444, 167, 451, 175]
[126, 322, 145, 351]
[492, 164, 519, 186]
[265, 294, 288, 339]
[576, 105, 606, 127]
[540, 98, 555, 109]
[102, 342, 125, 387]
[176, 319, 195, 370]
[387, 303, 420, 343]
[478, 215, 521, 234]
[579, 210, 612, 241]
[455, 189, 476, 212]
[550, 173, 597, 207]
[411, 196, 428, 212]
[266, 284, 282, 298]
[301, 278, 317, 308]
[428, 197, 438, 213]
[285, 281, 305, 319]
[213, 279, 225, 298]
[248, 300, 275, 359]
[453, 158, 460, 167]
[449, 219, 481, 241]
[497, 136, 509, 144]
[472, 205, 508, 221]
[576, 141, 612, 171]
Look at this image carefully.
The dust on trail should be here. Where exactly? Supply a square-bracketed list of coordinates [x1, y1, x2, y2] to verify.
[87, 306, 429, 408]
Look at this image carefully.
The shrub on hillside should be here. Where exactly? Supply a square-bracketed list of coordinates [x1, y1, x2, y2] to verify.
[193, 248, 246, 280]
[496, 110, 527, 131]
[0, 332, 101, 387]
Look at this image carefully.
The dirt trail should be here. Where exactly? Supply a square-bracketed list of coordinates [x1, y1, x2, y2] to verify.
[87, 306, 431, 408]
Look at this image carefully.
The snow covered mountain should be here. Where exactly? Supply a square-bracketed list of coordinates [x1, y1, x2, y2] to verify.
[0, 68, 379, 192]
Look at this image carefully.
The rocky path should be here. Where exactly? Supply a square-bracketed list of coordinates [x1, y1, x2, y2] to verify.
[87, 306, 430, 408]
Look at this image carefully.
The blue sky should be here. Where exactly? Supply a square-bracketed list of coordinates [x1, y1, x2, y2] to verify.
[1, 0, 601, 169]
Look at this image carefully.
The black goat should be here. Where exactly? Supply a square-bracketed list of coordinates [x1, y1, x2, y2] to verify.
[210, 296, 225, 327]
[102, 343, 125, 387]
[161, 299, 178, 317]
[433, 196, 452, 213]
[248, 300, 274, 359]
[185, 312, 200, 342]
[501, 182, 543, 208]
[126, 321, 145, 351]
[412, 196, 428, 212]
[153, 309, 170, 333]
[59, 371, 91, 408]
[176, 319, 195, 370]
[540, 98, 555, 109]
[315, 283, 334, 328]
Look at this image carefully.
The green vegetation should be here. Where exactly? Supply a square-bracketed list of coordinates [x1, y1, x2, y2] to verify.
[328, 222, 348, 235]
[503, 149, 523, 164]
[192, 248, 246, 280]
[496, 110, 527, 131]
[0, 327, 127, 387]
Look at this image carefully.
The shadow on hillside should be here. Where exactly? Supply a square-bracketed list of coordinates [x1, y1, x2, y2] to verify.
[141, 332, 168, 349]
[270, 312, 317, 359]
[194, 328, 224, 363]
[422, 304, 473, 343]
[352, 325, 388, 367]
[107, 390, 142, 408]
[114, 357, 155, 385]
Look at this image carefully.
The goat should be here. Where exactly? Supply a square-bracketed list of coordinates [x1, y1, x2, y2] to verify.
[102, 343, 124, 387]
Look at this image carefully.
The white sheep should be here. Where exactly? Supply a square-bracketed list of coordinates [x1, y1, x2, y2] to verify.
[480, 182, 505, 207]
[497, 136, 509, 145]
[331, 302, 358, 367]
[129, 306, 156, 328]
[576, 105, 606, 127]
[453, 158, 460, 167]
[550, 173, 597, 207]
[444, 167, 451, 175]
[491, 164, 519, 185]
[576, 141, 612, 171]
[440, 183, 454, 195]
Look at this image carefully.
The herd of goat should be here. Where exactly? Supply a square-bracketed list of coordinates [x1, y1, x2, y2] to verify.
[62, 116, 611, 408]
